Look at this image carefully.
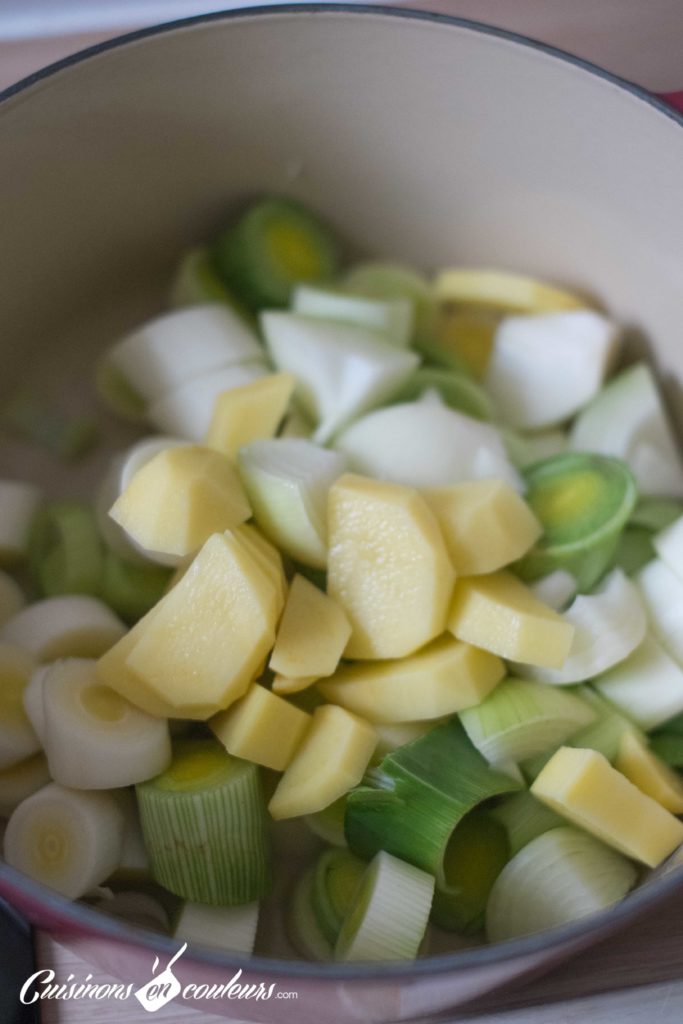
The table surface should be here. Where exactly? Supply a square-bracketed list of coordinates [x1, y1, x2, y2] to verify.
[3, 7, 683, 1023]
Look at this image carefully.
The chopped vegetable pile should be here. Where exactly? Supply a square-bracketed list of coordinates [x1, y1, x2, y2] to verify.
[2, 196, 683, 960]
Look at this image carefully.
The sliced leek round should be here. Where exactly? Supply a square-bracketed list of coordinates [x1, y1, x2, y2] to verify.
[288, 866, 333, 961]
[311, 848, 367, 946]
[486, 827, 637, 943]
[136, 739, 271, 904]
[174, 900, 259, 953]
[22, 663, 51, 745]
[490, 790, 565, 857]
[431, 810, 509, 933]
[459, 678, 596, 765]
[29, 500, 104, 597]
[0, 596, 126, 661]
[0, 753, 50, 817]
[4, 782, 125, 898]
[42, 658, 171, 789]
[293, 284, 414, 348]
[335, 850, 434, 962]
[0, 644, 40, 770]
[0, 480, 42, 565]
[524, 570, 647, 685]
[528, 570, 577, 611]
[105, 304, 263, 404]
[515, 452, 638, 591]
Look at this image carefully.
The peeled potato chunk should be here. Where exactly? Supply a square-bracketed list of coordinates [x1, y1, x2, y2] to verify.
[532, 746, 683, 868]
[205, 373, 296, 458]
[109, 445, 251, 558]
[327, 474, 455, 659]
[615, 730, 683, 814]
[99, 532, 281, 719]
[447, 571, 574, 668]
[318, 634, 504, 723]
[268, 704, 376, 819]
[210, 684, 311, 772]
[423, 480, 542, 575]
[269, 574, 351, 682]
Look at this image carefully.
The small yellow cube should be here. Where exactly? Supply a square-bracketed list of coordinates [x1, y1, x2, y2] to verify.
[210, 684, 311, 772]
[327, 474, 455, 659]
[447, 571, 574, 668]
[318, 634, 504, 723]
[205, 373, 296, 458]
[615, 730, 683, 814]
[269, 575, 351, 682]
[532, 746, 683, 867]
[109, 445, 251, 558]
[423, 480, 542, 575]
[268, 704, 376, 819]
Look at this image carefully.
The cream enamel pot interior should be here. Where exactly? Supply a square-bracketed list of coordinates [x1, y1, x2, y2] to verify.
[0, 5, 682, 1022]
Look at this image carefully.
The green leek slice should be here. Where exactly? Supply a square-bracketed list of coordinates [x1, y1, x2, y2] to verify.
[168, 247, 254, 324]
[212, 198, 340, 310]
[650, 733, 683, 768]
[174, 900, 259, 953]
[490, 790, 565, 857]
[485, 827, 637, 942]
[100, 551, 172, 623]
[304, 796, 347, 847]
[311, 848, 367, 946]
[631, 498, 683, 532]
[515, 452, 638, 591]
[136, 739, 271, 905]
[335, 850, 434, 961]
[345, 719, 520, 880]
[459, 678, 596, 765]
[430, 810, 509, 933]
[391, 367, 494, 421]
[29, 500, 104, 597]
[292, 284, 413, 348]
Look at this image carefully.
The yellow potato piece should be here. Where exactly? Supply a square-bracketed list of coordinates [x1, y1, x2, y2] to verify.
[615, 730, 683, 814]
[114, 533, 280, 719]
[109, 445, 251, 558]
[424, 481, 542, 576]
[434, 269, 586, 312]
[210, 684, 311, 772]
[271, 673, 318, 696]
[205, 373, 296, 458]
[318, 634, 504, 723]
[233, 523, 287, 608]
[532, 746, 683, 867]
[327, 474, 455, 659]
[269, 574, 351, 682]
[97, 622, 177, 719]
[268, 704, 376, 819]
[447, 571, 574, 668]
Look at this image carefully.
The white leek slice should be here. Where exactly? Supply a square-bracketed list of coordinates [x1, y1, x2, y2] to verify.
[490, 790, 565, 857]
[486, 827, 637, 942]
[0, 645, 40, 770]
[0, 570, 26, 627]
[42, 659, 171, 789]
[0, 481, 42, 565]
[569, 363, 683, 498]
[148, 362, 268, 441]
[261, 312, 418, 443]
[22, 664, 51, 745]
[528, 570, 577, 611]
[0, 596, 126, 661]
[238, 439, 346, 568]
[105, 304, 263, 404]
[292, 285, 413, 347]
[485, 311, 619, 430]
[97, 890, 169, 932]
[0, 754, 50, 818]
[112, 790, 150, 881]
[96, 437, 186, 565]
[595, 634, 683, 731]
[523, 570, 647, 686]
[333, 401, 522, 491]
[459, 678, 596, 764]
[3, 782, 124, 898]
[335, 850, 434, 962]
[636, 558, 683, 665]
[288, 866, 333, 961]
[653, 514, 683, 582]
[174, 901, 259, 954]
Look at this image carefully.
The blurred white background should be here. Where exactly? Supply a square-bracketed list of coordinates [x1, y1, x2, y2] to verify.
[0, 0, 682, 94]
